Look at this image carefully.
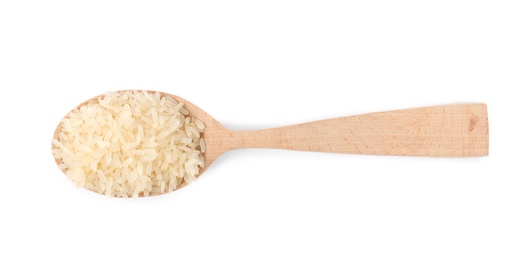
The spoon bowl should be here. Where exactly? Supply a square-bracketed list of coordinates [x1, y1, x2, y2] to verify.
[53, 90, 489, 196]
[52, 90, 229, 194]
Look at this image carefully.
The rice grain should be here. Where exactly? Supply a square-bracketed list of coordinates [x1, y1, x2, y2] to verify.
[52, 90, 205, 198]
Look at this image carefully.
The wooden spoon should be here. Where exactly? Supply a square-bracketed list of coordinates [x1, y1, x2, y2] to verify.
[52, 91, 489, 193]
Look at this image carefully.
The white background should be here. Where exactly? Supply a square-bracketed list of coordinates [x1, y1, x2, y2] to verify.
[0, 1, 525, 259]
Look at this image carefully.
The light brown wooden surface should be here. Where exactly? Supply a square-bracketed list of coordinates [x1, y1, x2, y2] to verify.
[53, 91, 489, 194]
[228, 104, 489, 157]
[176, 94, 489, 170]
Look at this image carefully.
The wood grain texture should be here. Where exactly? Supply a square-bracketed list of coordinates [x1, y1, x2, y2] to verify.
[225, 104, 489, 157]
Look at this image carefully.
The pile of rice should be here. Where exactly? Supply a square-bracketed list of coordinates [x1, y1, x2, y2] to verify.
[52, 90, 205, 198]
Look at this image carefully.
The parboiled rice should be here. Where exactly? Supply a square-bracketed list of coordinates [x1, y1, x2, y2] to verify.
[52, 90, 205, 198]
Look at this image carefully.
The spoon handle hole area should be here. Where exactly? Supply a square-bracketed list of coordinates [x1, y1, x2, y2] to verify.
[226, 104, 488, 157]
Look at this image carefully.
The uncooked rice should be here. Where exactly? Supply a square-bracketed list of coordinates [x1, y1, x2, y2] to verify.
[52, 90, 205, 198]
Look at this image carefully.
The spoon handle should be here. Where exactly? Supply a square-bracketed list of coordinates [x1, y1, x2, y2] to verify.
[230, 104, 488, 157]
